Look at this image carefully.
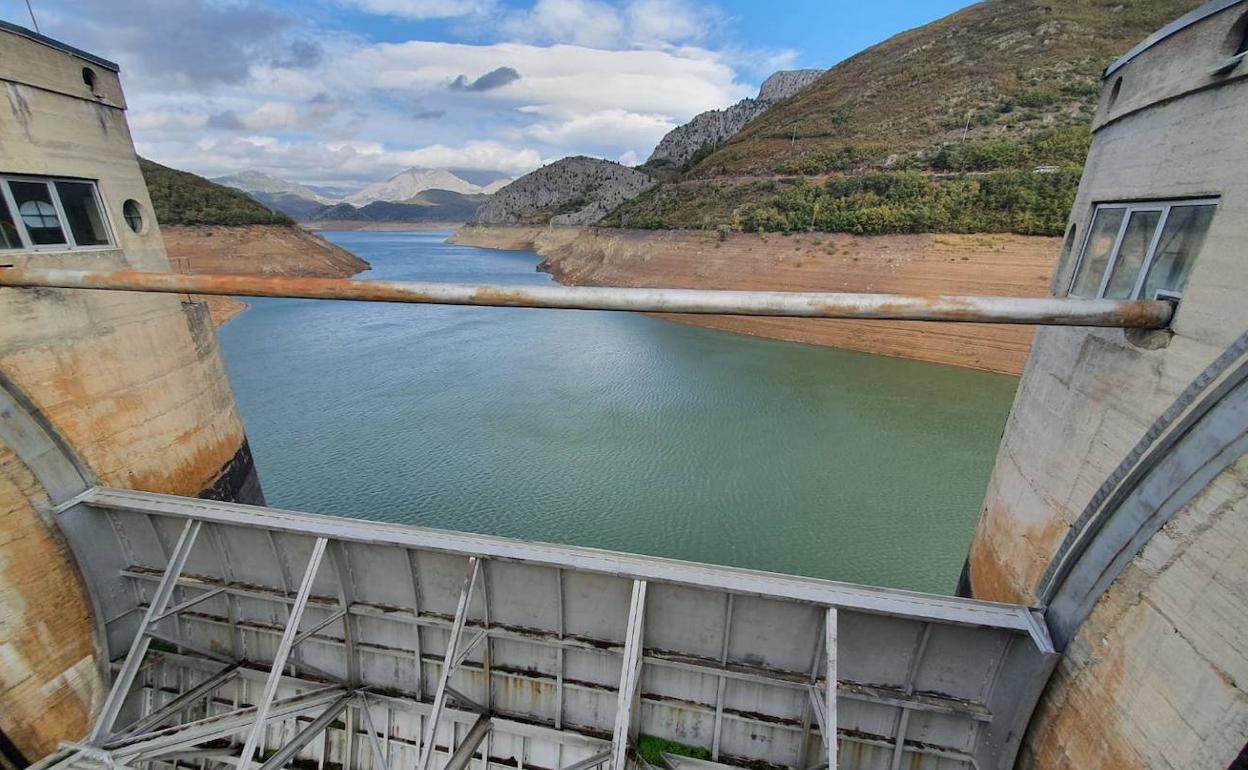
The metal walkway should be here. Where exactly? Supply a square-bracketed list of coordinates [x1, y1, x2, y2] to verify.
[37, 488, 1055, 770]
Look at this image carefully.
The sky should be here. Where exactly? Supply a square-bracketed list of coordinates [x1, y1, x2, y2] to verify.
[0, 0, 972, 188]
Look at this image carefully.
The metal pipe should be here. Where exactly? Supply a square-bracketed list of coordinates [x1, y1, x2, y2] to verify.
[0, 267, 1173, 327]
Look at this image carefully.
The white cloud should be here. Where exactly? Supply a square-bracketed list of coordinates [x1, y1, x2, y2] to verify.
[241, 102, 301, 130]
[499, 0, 717, 49]
[618, 149, 640, 166]
[526, 109, 674, 148]
[335, 0, 498, 20]
[340, 41, 749, 119]
[29, 0, 777, 184]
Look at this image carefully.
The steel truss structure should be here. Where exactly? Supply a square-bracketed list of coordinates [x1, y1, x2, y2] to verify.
[33, 487, 1054, 770]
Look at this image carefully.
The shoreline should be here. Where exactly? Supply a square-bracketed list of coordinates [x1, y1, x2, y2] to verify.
[450, 225, 1060, 376]
[160, 223, 371, 328]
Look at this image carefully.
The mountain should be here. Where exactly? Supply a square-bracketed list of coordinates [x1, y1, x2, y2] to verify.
[213, 170, 337, 220]
[140, 159, 294, 226]
[310, 190, 490, 223]
[346, 168, 482, 205]
[645, 69, 823, 170]
[471, 157, 656, 226]
[481, 179, 513, 194]
[609, 0, 1205, 236]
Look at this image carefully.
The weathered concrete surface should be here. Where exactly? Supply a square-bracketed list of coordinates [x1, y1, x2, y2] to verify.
[967, 5, 1248, 767]
[0, 25, 260, 758]
[0, 445, 100, 761]
[452, 226, 1058, 375]
[1019, 456, 1248, 769]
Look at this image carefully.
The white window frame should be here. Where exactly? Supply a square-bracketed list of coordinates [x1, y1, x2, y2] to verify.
[0, 175, 116, 252]
[1068, 198, 1218, 300]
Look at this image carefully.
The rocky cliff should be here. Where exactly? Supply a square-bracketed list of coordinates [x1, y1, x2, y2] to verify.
[471, 156, 656, 226]
[646, 69, 823, 168]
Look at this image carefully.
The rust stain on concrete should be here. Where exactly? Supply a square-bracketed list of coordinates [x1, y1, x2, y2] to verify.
[0, 446, 100, 759]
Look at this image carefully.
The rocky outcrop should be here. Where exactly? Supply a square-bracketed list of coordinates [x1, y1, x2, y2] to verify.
[646, 69, 823, 168]
[757, 69, 823, 102]
[471, 157, 656, 226]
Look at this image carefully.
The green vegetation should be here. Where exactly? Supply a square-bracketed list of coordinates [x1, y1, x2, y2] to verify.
[139, 158, 294, 226]
[607, 169, 1079, 236]
[636, 735, 711, 766]
[603, 0, 1202, 236]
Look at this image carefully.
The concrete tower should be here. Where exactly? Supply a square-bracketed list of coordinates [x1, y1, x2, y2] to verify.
[965, 1, 1248, 766]
[0, 21, 262, 764]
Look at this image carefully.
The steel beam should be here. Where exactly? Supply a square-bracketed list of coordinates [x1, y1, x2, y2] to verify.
[710, 594, 733, 762]
[889, 624, 932, 770]
[116, 663, 240, 737]
[151, 588, 226, 624]
[357, 694, 391, 770]
[255, 696, 352, 770]
[90, 519, 203, 745]
[120, 567, 993, 721]
[611, 580, 647, 770]
[89, 488, 1044, 640]
[443, 717, 492, 770]
[110, 687, 345, 760]
[237, 537, 329, 768]
[0, 267, 1173, 328]
[329, 542, 361, 686]
[560, 751, 611, 770]
[825, 608, 838, 770]
[418, 557, 482, 770]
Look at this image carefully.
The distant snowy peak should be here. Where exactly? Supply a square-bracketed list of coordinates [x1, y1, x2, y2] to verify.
[346, 168, 484, 205]
[214, 170, 334, 204]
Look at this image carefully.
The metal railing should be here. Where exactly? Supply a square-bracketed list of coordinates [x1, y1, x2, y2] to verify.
[0, 267, 1175, 327]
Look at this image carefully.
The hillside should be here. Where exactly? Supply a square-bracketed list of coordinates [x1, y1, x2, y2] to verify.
[607, 0, 1204, 236]
[139, 159, 294, 226]
[472, 157, 656, 226]
[138, 159, 369, 324]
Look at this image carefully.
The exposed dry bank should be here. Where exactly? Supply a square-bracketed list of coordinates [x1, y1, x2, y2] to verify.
[451, 226, 1059, 375]
[160, 224, 371, 325]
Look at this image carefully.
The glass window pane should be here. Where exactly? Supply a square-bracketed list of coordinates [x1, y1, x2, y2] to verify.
[0, 194, 20, 249]
[1141, 204, 1216, 299]
[1104, 209, 1162, 298]
[55, 181, 110, 246]
[8, 180, 66, 246]
[1071, 208, 1125, 297]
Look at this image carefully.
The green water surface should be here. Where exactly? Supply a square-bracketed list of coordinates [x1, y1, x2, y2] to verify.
[217, 231, 1017, 593]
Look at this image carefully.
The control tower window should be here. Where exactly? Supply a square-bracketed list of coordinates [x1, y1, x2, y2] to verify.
[55, 181, 110, 246]
[0, 176, 114, 251]
[1069, 200, 1217, 300]
[0, 195, 20, 249]
[8, 180, 67, 246]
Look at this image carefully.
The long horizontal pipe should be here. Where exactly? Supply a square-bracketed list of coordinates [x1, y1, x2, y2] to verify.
[0, 267, 1173, 327]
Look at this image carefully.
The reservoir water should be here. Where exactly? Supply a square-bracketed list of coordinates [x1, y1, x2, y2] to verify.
[217, 231, 1017, 594]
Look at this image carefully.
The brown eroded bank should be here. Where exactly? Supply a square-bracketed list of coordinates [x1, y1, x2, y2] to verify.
[451, 226, 1060, 375]
[161, 224, 371, 325]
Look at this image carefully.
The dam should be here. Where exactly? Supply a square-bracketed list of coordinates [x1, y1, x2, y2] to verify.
[2, 3, 1248, 770]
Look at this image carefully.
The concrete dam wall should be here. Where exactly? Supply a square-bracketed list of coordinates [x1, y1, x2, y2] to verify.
[0, 24, 260, 762]
[966, 4, 1248, 767]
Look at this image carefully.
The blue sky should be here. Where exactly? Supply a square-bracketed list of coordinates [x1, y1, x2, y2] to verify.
[0, 0, 973, 187]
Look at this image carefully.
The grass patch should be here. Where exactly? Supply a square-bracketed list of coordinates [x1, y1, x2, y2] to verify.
[636, 735, 711, 766]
